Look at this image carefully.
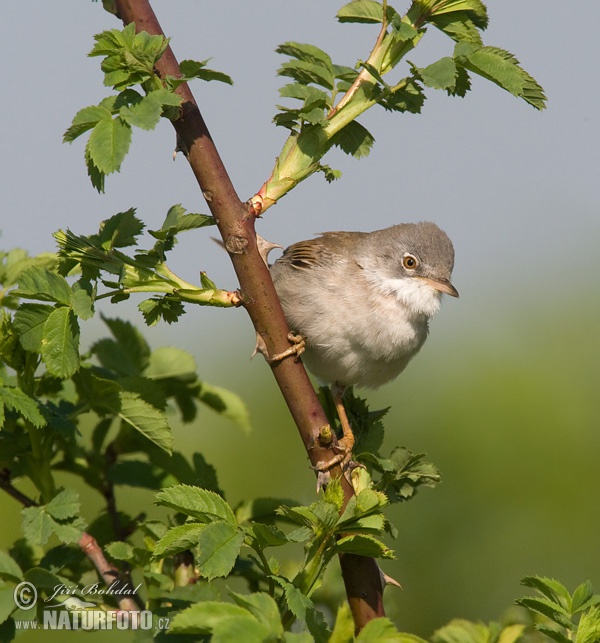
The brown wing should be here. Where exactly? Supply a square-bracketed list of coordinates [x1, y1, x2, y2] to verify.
[279, 232, 363, 271]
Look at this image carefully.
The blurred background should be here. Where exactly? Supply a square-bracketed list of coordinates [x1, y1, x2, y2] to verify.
[1, 0, 599, 638]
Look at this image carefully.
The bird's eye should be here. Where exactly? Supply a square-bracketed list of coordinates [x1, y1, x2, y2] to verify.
[402, 254, 418, 270]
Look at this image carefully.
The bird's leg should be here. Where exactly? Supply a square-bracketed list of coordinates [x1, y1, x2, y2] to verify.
[263, 331, 306, 363]
[314, 383, 355, 471]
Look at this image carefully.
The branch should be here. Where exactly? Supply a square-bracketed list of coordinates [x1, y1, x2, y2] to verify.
[0, 470, 142, 612]
[78, 533, 142, 611]
[112, 0, 385, 629]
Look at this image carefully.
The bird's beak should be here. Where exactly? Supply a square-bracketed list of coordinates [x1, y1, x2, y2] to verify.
[418, 276, 459, 298]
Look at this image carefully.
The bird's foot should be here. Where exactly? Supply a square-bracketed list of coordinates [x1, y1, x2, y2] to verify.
[312, 435, 354, 472]
[266, 332, 306, 363]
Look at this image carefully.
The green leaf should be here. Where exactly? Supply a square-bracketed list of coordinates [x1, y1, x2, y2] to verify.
[229, 591, 283, 637]
[85, 143, 106, 193]
[432, 619, 491, 643]
[521, 576, 571, 606]
[98, 208, 145, 250]
[329, 121, 375, 159]
[335, 534, 394, 558]
[0, 385, 45, 428]
[152, 523, 207, 559]
[119, 90, 181, 130]
[87, 116, 132, 174]
[0, 551, 23, 583]
[357, 618, 423, 642]
[101, 315, 150, 370]
[272, 577, 314, 622]
[21, 491, 86, 547]
[13, 303, 54, 352]
[178, 59, 233, 86]
[195, 381, 251, 432]
[150, 204, 215, 240]
[278, 59, 334, 91]
[418, 57, 458, 90]
[169, 601, 250, 635]
[145, 346, 196, 379]
[276, 42, 333, 70]
[64, 105, 113, 143]
[16, 267, 72, 305]
[138, 297, 186, 326]
[455, 43, 547, 110]
[378, 80, 425, 113]
[41, 307, 80, 379]
[45, 489, 80, 520]
[427, 0, 488, 30]
[429, 12, 483, 44]
[337, 1, 398, 24]
[118, 391, 172, 454]
[155, 484, 237, 525]
[517, 597, 573, 629]
[572, 580, 595, 612]
[576, 605, 600, 643]
[70, 283, 94, 320]
[105, 541, 136, 562]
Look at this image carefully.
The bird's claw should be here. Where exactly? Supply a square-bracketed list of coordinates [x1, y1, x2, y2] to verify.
[267, 332, 306, 363]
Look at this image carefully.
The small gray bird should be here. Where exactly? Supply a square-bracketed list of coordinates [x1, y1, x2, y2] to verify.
[270, 221, 458, 468]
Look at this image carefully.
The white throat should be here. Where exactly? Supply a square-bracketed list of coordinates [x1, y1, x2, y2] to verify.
[370, 275, 442, 318]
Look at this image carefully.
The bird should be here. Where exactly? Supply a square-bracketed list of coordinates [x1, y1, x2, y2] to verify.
[269, 221, 458, 469]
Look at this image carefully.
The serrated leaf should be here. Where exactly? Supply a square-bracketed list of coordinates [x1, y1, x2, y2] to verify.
[432, 619, 490, 643]
[271, 577, 313, 622]
[276, 42, 333, 70]
[337, 1, 398, 24]
[378, 80, 425, 113]
[21, 493, 86, 547]
[138, 296, 186, 326]
[246, 523, 289, 549]
[98, 208, 145, 249]
[357, 617, 420, 642]
[329, 120, 375, 159]
[178, 59, 233, 86]
[155, 484, 236, 525]
[534, 625, 571, 643]
[517, 597, 573, 629]
[521, 576, 571, 605]
[46, 489, 80, 520]
[118, 391, 172, 454]
[105, 541, 136, 561]
[279, 84, 331, 108]
[418, 57, 458, 90]
[16, 267, 72, 305]
[119, 89, 182, 130]
[455, 43, 546, 110]
[64, 105, 113, 143]
[335, 534, 394, 558]
[13, 303, 54, 352]
[430, 12, 483, 44]
[0, 385, 45, 428]
[41, 307, 80, 378]
[85, 143, 106, 193]
[278, 60, 334, 91]
[100, 315, 150, 371]
[144, 346, 196, 380]
[195, 521, 244, 580]
[230, 591, 282, 636]
[70, 283, 94, 320]
[0, 551, 23, 583]
[152, 523, 207, 559]
[196, 381, 250, 432]
[427, 0, 488, 30]
[572, 580, 595, 612]
[575, 605, 600, 643]
[169, 601, 251, 634]
[87, 116, 132, 174]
